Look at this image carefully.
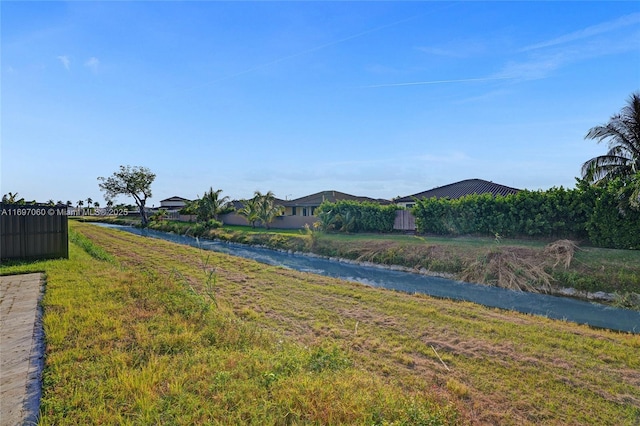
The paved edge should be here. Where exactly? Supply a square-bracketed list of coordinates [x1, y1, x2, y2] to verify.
[23, 273, 45, 426]
[0, 273, 45, 426]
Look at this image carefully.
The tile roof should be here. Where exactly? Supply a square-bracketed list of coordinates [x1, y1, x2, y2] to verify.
[283, 190, 390, 206]
[395, 179, 520, 202]
[160, 196, 191, 203]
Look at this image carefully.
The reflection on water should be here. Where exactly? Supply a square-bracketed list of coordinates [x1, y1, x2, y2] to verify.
[94, 223, 640, 333]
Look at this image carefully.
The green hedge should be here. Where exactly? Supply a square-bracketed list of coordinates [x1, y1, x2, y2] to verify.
[412, 186, 591, 239]
[584, 179, 640, 249]
[412, 179, 640, 249]
[315, 200, 400, 233]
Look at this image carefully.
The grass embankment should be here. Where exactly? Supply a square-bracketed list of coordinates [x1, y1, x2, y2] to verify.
[3, 221, 638, 424]
[144, 219, 640, 305]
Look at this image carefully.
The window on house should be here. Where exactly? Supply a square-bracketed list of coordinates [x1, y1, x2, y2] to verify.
[303, 207, 308, 216]
[291, 207, 297, 216]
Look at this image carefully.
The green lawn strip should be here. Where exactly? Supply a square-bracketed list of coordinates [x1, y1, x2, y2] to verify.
[4, 224, 458, 425]
[70, 222, 640, 425]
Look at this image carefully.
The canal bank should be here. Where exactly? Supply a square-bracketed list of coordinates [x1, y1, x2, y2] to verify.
[94, 223, 640, 334]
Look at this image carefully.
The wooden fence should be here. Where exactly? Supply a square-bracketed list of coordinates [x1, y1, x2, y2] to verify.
[0, 204, 69, 261]
[393, 210, 416, 232]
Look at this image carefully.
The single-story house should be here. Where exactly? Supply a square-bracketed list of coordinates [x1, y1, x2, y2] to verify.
[394, 179, 521, 208]
[220, 190, 391, 229]
[159, 196, 190, 210]
[282, 190, 391, 217]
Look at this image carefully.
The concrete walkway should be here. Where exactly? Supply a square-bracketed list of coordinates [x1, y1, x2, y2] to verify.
[0, 273, 45, 426]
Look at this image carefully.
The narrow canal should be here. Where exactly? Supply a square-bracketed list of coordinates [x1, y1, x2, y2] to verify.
[95, 224, 640, 333]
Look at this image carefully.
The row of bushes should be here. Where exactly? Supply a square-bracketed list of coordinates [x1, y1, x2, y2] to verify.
[309, 179, 639, 249]
[584, 179, 640, 249]
[412, 185, 591, 238]
[412, 179, 640, 249]
[315, 200, 400, 233]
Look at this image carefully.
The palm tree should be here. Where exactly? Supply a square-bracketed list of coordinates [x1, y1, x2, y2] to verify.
[255, 190, 284, 229]
[2, 192, 19, 203]
[197, 188, 231, 222]
[237, 197, 260, 228]
[581, 92, 640, 184]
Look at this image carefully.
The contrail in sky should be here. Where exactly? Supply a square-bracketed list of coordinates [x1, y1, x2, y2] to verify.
[197, 3, 459, 84]
[360, 76, 515, 89]
[221, 14, 425, 81]
[123, 3, 460, 112]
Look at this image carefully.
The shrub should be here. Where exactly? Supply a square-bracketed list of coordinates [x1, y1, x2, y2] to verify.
[315, 200, 400, 233]
[412, 179, 640, 249]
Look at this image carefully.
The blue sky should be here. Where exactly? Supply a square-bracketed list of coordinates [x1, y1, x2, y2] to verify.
[2, 1, 639, 206]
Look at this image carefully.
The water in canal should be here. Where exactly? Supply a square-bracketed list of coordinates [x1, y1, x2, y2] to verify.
[94, 223, 640, 333]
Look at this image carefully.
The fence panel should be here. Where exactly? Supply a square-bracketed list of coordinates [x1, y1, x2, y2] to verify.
[393, 210, 416, 231]
[1, 204, 69, 261]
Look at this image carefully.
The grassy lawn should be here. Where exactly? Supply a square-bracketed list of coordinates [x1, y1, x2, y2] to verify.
[3, 221, 639, 424]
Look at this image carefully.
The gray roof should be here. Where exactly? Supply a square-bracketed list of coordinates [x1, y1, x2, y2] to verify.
[160, 196, 190, 203]
[395, 179, 520, 202]
[283, 190, 390, 206]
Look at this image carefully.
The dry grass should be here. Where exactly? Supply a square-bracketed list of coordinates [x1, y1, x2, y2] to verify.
[460, 240, 584, 293]
[544, 239, 578, 269]
[461, 246, 553, 293]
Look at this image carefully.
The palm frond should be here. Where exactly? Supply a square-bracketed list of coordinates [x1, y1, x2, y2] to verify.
[583, 92, 640, 183]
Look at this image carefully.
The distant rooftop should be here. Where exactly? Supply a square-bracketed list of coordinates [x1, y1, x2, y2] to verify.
[395, 179, 521, 202]
[283, 190, 390, 206]
[159, 196, 191, 203]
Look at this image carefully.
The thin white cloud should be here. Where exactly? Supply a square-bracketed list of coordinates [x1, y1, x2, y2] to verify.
[417, 46, 466, 58]
[360, 76, 514, 89]
[494, 29, 640, 82]
[120, 12, 431, 112]
[521, 12, 640, 52]
[365, 13, 640, 90]
[416, 40, 487, 59]
[417, 151, 472, 164]
[84, 57, 99, 72]
[57, 55, 70, 70]
[493, 53, 564, 81]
